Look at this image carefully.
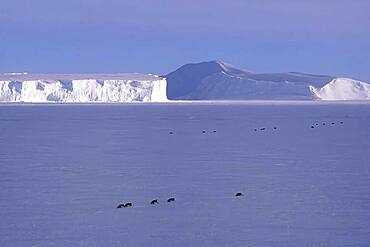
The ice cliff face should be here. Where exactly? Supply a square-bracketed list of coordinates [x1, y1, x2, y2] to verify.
[165, 61, 370, 100]
[0, 74, 167, 103]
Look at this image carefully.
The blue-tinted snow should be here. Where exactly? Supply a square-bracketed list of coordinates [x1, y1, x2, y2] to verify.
[0, 103, 369, 246]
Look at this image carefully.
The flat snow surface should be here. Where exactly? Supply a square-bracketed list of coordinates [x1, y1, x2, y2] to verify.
[0, 103, 369, 246]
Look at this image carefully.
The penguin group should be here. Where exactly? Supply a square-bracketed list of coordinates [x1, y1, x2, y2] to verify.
[117, 197, 175, 208]
[254, 126, 277, 132]
[169, 120, 344, 135]
[117, 192, 243, 209]
[169, 127, 284, 135]
[310, 121, 344, 129]
[116, 202, 132, 208]
[169, 130, 218, 135]
[202, 130, 217, 134]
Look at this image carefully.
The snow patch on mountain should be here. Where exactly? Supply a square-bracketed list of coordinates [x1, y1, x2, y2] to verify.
[310, 78, 370, 100]
[0, 74, 167, 103]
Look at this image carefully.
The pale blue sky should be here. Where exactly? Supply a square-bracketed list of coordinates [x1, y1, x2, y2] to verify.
[0, 0, 369, 80]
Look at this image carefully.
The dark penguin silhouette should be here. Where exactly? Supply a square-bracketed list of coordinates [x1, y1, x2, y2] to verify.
[167, 197, 175, 202]
[150, 199, 159, 205]
[311, 126, 315, 129]
[213, 130, 217, 133]
[315, 123, 319, 126]
[202, 130, 206, 134]
[235, 192, 243, 197]
[273, 127, 277, 130]
[169, 131, 174, 135]
[254, 129, 257, 131]
[322, 123, 326, 125]
[340, 121, 344, 124]
[117, 202, 132, 208]
[260, 128, 266, 131]
[331, 122, 335, 125]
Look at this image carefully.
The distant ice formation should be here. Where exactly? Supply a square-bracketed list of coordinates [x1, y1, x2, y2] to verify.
[310, 78, 370, 100]
[3, 72, 28, 76]
[165, 61, 370, 100]
[1, 62, 369, 102]
[0, 74, 167, 103]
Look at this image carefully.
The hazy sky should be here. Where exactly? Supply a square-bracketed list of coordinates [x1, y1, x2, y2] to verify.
[0, 0, 369, 80]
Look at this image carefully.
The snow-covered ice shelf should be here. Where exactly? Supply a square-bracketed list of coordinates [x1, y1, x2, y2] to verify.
[0, 73, 168, 103]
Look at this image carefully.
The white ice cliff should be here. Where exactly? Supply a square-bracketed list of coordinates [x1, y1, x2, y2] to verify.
[0, 74, 167, 103]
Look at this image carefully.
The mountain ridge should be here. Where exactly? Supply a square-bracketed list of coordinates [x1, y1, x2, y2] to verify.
[165, 61, 368, 100]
